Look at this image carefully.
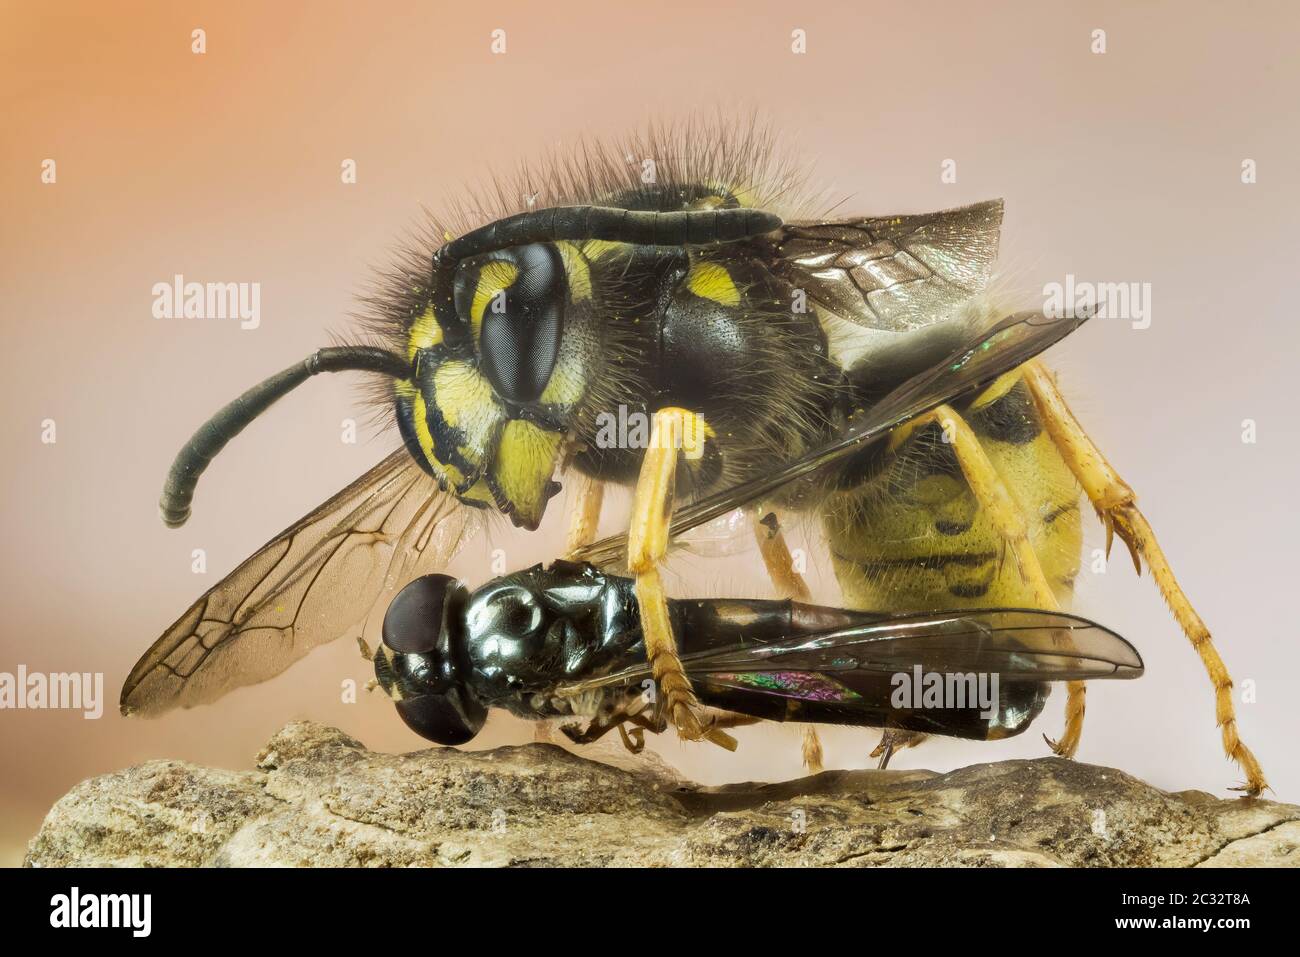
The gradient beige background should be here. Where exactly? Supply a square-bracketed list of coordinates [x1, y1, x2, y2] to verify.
[3, 0, 1297, 866]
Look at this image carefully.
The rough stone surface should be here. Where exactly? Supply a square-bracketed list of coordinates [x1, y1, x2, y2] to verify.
[24, 721, 1300, 867]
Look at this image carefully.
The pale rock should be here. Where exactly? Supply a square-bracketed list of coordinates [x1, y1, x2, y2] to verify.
[25, 721, 1300, 868]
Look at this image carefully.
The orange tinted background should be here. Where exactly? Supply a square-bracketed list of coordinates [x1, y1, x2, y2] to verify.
[3, 0, 1298, 864]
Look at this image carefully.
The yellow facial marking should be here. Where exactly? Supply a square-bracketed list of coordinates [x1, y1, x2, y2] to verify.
[406, 306, 443, 361]
[413, 389, 467, 490]
[470, 260, 519, 340]
[492, 420, 562, 528]
[410, 391, 437, 462]
[458, 477, 496, 505]
[431, 361, 505, 495]
[555, 241, 592, 302]
[412, 384, 496, 505]
[433, 361, 499, 437]
[686, 260, 740, 307]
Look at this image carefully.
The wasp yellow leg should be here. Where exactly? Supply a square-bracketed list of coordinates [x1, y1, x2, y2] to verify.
[901, 406, 1060, 607]
[563, 472, 605, 558]
[901, 404, 1086, 758]
[1022, 361, 1267, 794]
[630, 408, 735, 750]
[750, 509, 824, 772]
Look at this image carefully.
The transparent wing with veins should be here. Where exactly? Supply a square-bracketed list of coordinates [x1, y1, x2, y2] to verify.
[121, 451, 477, 717]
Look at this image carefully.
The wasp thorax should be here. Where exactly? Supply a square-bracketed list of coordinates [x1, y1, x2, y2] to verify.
[454, 243, 566, 404]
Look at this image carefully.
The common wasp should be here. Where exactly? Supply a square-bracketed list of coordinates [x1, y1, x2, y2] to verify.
[121, 121, 1266, 795]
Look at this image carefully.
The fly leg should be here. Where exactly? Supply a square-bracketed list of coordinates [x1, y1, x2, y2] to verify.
[616, 722, 646, 754]
[559, 716, 620, 746]
[801, 727, 825, 775]
[871, 729, 927, 769]
[630, 407, 736, 751]
[1022, 361, 1267, 794]
[753, 509, 811, 601]
[562, 713, 649, 753]
[535, 475, 608, 744]
[898, 404, 1083, 756]
[751, 509, 824, 774]
[701, 711, 764, 732]
[561, 693, 655, 749]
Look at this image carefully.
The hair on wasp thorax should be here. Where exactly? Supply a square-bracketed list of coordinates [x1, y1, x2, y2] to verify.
[335, 116, 850, 531]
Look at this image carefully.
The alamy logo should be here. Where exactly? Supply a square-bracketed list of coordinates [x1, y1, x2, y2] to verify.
[49, 887, 151, 937]
[0, 667, 103, 718]
[890, 666, 1000, 720]
[594, 405, 705, 458]
[152, 274, 261, 329]
[1042, 274, 1151, 330]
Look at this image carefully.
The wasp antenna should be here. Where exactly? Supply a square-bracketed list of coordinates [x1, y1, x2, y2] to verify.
[438, 205, 781, 262]
[158, 346, 411, 528]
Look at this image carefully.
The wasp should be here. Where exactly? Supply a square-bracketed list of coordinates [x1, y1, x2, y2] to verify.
[120, 121, 1266, 794]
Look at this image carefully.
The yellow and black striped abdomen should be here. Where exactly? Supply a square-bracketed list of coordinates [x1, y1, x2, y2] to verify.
[825, 369, 1082, 613]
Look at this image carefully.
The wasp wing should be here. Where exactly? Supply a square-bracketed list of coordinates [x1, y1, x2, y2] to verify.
[768, 200, 1004, 333]
[554, 608, 1142, 700]
[121, 451, 475, 717]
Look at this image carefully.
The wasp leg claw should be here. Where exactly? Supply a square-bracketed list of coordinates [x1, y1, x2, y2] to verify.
[1024, 361, 1267, 796]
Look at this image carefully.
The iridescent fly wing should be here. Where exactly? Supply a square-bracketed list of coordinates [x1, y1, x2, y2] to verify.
[766, 200, 1004, 333]
[121, 451, 476, 717]
[553, 607, 1142, 701]
[701, 671, 864, 704]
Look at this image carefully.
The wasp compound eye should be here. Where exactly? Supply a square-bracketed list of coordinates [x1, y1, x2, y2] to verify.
[383, 574, 458, 655]
[394, 688, 487, 746]
[454, 243, 565, 404]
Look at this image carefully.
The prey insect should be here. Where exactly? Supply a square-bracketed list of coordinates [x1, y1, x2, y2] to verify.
[369, 561, 1143, 751]
[120, 121, 1266, 794]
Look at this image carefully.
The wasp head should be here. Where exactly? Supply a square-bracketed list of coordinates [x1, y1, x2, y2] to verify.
[395, 239, 597, 530]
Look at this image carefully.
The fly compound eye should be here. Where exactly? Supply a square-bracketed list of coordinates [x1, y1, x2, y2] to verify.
[394, 688, 487, 746]
[453, 243, 565, 404]
[383, 574, 457, 654]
